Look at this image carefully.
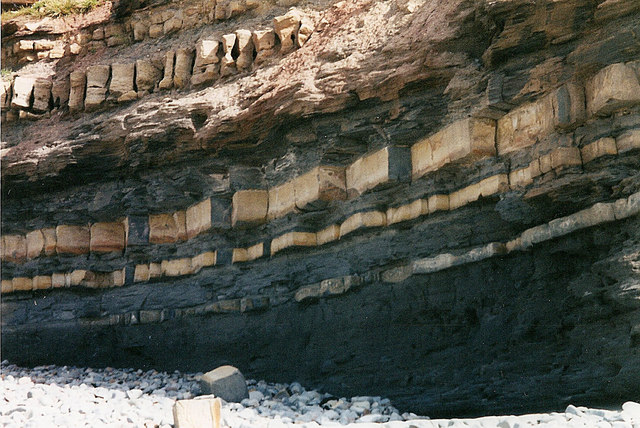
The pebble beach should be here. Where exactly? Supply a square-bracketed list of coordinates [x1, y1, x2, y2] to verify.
[1, 361, 639, 427]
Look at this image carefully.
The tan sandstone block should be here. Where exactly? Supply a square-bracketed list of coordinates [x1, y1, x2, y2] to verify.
[51, 273, 66, 288]
[581, 137, 617, 163]
[477, 174, 509, 198]
[161, 258, 194, 277]
[149, 263, 162, 279]
[136, 59, 162, 93]
[42, 228, 56, 255]
[26, 230, 44, 259]
[11, 76, 35, 109]
[271, 232, 317, 255]
[90, 222, 125, 252]
[346, 148, 390, 196]
[33, 275, 52, 290]
[232, 190, 268, 226]
[412, 118, 496, 179]
[67, 269, 89, 286]
[539, 153, 552, 174]
[252, 29, 275, 51]
[497, 96, 554, 155]
[449, 183, 480, 210]
[232, 243, 263, 263]
[149, 213, 179, 244]
[32, 78, 52, 113]
[109, 63, 136, 101]
[174, 48, 194, 89]
[186, 199, 212, 239]
[2, 279, 13, 293]
[616, 129, 640, 154]
[195, 39, 220, 67]
[316, 224, 340, 245]
[111, 269, 125, 287]
[427, 194, 450, 213]
[220, 33, 237, 77]
[268, 180, 296, 220]
[173, 397, 221, 428]
[158, 51, 175, 90]
[69, 70, 86, 112]
[386, 199, 428, 225]
[273, 10, 301, 52]
[550, 147, 582, 170]
[586, 63, 640, 117]
[13, 277, 33, 291]
[296, 15, 314, 48]
[339, 211, 386, 238]
[134, 264, 150, 282]
[235, 29, 254, 70]
[294, 166, 347, 208]
[56, 225, 90, 255]
[3, 234, 27, 263]
[174, 211, 188, 241]
[192, 251, 216, 271]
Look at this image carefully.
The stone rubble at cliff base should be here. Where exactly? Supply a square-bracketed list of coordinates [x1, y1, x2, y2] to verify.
[1, 361, 639, 427]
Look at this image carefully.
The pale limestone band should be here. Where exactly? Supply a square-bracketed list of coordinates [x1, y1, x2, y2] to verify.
[2, 61, 640, 292]
[11, 191, 637, 324]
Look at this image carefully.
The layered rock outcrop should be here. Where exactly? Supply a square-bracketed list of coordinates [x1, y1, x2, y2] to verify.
[2, 0, 640, 418]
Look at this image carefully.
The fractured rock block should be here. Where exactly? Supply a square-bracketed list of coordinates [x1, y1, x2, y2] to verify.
[149, 23, 163, 38]
[339, 211, 386, 238]
[199, 366, 248, 402]
[164, 12, 183, 35]
[85, 65, 110, 111]
[268, 180, 295, 220]
[552, 82, 586, 130]
[232, 190, 268, 226]
[271, 231, 316, 255]
[195, 39, 221, 67]
[69, 71, 86, 112]
[581, 137, 617, 163]
[295, 166, 346, 209]
[496, 96, 554, 155]
[158, 51, 176, 90]
[12, 277, 33, 292]
[136, 59, 162, 93]
[192, 251, 216, 272]
[125, 216, 150, 246]
[186, 199, 212, 239]
[616, 129, 640, 154]
[149, 213, 180, 244]
[235, 30, 254, 70]
[2, 234, 27, 263]
[41, 228, 57, 255]
[586, 63, 640, 117]
[550, 146, 582, 170]
[316, 224, 340, 245]
[173, 397, 221, 428]
[32, 78, 52, 112]
[133, 21, 148, 41]
[220, 34, 237, 77]
[386, 199, 428, 225]
[56, 225, 91, 255]
[191, 64, 219, 86]
[134, 264, 150, 282]
[173, 48, 194, 89]
[274, 10, 301, 52]
[2, 279, 14, 294]
[347, 147, 410, 196]
[412, 117, 496, 178]
[90, 222, 125, 252]
[51, 273, 66, 288]
[252, 29, 275, 65]
[51, 79, 70, 109]
[26, 230, 44, 259]
[427, 194, 450, 213]
[11, 76, 35, 109]
[509, 159, 542, 188]
[109, 63, 136, 102]
[232, 243, 264, 263]
[296, 15, 314, 48]
[149, 263, 162, 279]
[161, 258, 194, 276]
[449, 174, 509, 210]
[33, 275, 52, 290]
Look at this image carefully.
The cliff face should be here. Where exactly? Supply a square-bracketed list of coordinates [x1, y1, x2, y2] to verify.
[2, 0, 640, 417]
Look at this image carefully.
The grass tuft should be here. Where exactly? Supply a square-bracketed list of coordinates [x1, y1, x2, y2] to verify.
[2, 0, 103, 20]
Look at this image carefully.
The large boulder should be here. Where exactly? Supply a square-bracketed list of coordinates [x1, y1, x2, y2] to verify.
[199, 365, 248, 402]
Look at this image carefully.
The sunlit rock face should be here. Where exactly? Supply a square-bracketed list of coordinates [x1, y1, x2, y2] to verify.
[1, 0, 640, 417]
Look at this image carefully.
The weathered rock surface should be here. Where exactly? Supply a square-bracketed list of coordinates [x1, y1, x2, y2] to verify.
[1, 0, 640, 419]
[199, 366, 249, 403]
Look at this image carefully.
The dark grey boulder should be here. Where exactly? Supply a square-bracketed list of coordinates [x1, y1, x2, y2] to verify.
[199, 365, 249, 403]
